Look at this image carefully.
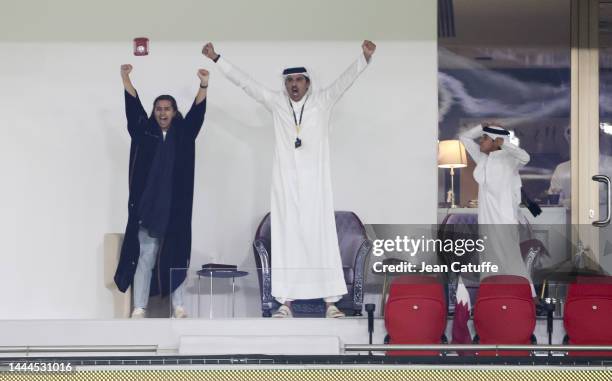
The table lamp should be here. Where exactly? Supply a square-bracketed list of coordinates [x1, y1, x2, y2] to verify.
[438, 140, 468, 208]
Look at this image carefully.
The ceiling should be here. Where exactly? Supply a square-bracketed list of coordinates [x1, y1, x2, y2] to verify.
[0, 0, 433, 42]
[5, 0, 612, 69]
[442, 0, 571, 48]
[441, 0, 612, 69]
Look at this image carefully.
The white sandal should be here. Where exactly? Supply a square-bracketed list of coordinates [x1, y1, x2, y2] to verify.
[272, 305, 293, 318]
[325, 305, 346, 318]
[173, 306, 188, 319]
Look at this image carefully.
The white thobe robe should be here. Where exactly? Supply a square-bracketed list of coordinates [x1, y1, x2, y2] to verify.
[549, 155, 612, 210]
[460, 126, 532, 281]
[216, 54, 369, 300]
[549, 160, 571, 208]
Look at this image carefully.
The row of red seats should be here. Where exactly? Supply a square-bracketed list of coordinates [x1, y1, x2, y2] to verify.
[384, 274, 612, 356]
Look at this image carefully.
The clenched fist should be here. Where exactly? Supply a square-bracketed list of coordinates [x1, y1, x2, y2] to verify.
[202, 42, 219, 61]
[120, 64, 133, 77]
[197, 69, 210, 86]
[362, 40, 376, 62]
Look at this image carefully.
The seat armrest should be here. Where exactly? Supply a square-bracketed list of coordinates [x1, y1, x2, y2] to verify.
[351, 239, 373, 308]
[253, 239, 271, 269]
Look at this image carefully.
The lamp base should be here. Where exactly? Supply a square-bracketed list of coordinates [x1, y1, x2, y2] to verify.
[446, 189, 458, 208]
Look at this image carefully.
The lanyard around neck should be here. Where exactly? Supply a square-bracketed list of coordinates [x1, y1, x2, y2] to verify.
[288, 95, 308, 134]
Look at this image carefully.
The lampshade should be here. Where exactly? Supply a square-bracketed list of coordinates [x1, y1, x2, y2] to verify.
[438, 140, 468, 168]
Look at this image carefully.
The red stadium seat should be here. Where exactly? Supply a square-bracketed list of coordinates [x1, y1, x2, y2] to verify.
[564, 276, 612, 357]
[384, 275, 447, 356]
[473, 275, 535, 356]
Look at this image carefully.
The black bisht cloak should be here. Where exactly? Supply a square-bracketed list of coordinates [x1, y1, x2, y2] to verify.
[114, 91, 206, 297]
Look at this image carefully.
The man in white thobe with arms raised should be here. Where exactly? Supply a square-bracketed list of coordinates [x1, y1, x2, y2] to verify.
[203, 40, 376, 318]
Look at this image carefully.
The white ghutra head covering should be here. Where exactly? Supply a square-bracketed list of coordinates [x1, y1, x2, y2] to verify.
[282, 66, 310, 79]
[281, 66, 314, 99]
[480, 123, 510, 142]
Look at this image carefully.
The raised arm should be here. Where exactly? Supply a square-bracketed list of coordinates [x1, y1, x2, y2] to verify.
[121, 64, 147, 139]
[202, 42, 275, 109]
[194, 69, 208, 105]
[183, 68, 209, 140]
[321, 40, 375, 106]
[499, 139, 530, 167]
[459, 125, 487, 164]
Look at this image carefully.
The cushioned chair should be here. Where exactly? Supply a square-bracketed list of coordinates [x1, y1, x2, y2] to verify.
[385, 275, 448, 356]
[252, 211, 372, 317]
[564, 275, 612, 356]
[473, 275, 536, 356]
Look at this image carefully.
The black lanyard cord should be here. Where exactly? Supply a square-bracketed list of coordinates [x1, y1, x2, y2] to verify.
[289, 95, 309, 128]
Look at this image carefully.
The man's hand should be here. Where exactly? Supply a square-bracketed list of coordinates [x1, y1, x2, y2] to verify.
[202, 43, 219, 61]
[121, 64, 133, 77]
[197, 69, 210, 86]
[362, 40, 376, 62]
[495, 137, 505, 147]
